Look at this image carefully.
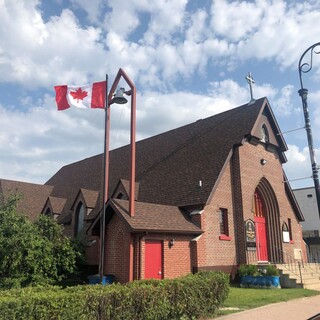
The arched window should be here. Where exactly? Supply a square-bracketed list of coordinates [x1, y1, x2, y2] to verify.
[261, 124, 269, 143]
[282, 222, 290, 243]
[75, 202, 85, 235]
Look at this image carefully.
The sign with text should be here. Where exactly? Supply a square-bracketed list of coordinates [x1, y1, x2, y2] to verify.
[245, 219, 256, 249]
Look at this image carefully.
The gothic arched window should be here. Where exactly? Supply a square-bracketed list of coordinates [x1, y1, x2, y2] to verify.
[75, 202, 85, 235]
[261, 124, 269, 143]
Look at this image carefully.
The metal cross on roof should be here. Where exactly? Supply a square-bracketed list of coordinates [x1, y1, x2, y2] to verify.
[245, 72, 255, 104]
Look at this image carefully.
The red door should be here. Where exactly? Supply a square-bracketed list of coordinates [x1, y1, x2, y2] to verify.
[145, 240, 163, 279]
[254, 216, 268, 261]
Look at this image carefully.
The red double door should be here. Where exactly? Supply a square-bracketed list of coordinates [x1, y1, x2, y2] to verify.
[145, 240, 163, 279]
[254, 216, 268, 262]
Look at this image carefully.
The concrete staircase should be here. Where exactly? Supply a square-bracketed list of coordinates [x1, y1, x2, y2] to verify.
[276, 263, 320, 290]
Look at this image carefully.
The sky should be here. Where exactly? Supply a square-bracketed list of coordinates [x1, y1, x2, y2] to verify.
[1, 0, 320, 191]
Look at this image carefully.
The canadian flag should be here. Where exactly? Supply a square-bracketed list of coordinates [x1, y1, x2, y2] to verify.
[54, 81, 106, 110]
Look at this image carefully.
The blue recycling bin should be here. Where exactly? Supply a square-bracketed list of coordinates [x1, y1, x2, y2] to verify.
[87, 274, 114, 285]
[87, 274, 106, 285]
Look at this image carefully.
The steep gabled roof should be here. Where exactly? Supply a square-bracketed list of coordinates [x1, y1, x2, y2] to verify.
[3, 97, 303, 226]
[111, 179, 140, 200]
[47, 98, 268, 209]
[44, 196, 67, 215]
[0, 179, 53, 221]
[70, 188, 99, 210]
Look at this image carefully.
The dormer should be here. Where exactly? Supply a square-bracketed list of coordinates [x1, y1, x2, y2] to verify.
[111, 179, 140, 201]
[41, 196, 67, 220]
[70, 188, 99, 236]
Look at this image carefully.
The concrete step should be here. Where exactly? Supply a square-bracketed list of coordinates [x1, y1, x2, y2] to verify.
[277, 264, 320, 290]
[303, 282, 320, 291]
[280, 272, 320, 282]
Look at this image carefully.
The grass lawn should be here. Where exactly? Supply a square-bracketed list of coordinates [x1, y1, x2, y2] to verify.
[216, 286, 320, 317]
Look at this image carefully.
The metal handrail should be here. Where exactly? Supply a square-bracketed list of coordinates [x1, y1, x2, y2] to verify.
[274, 247, 304, 284]
[306, 250, 320, 273]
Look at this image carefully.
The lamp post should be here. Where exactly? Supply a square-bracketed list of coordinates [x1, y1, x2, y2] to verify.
[99, 68, 136, 282]
[298, 42, 320, 219]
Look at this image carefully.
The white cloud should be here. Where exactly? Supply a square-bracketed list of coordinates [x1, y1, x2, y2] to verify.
[70, 0, 104, 22]
[271, 85, 295, 117]
[0, 94, 106, 183]
[211, 0, 265, 41]
[0, 3, 106, 87]
[283, 144, 318, 189]
[1, 0, 320, 186]
[234, 1, 320, 69]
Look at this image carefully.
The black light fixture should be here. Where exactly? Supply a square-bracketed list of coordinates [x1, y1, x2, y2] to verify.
[169, 239, 175, 248]
[260, 159, 267, 165]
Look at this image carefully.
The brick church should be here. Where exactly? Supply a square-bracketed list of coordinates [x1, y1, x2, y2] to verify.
[0, 97, 306, 283]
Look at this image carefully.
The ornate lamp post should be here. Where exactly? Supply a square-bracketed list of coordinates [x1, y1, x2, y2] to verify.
[298, 42, 320, 219]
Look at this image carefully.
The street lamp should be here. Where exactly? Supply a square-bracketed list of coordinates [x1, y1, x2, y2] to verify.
[99, 68, 136, 282]
[298, 42, 320, 219]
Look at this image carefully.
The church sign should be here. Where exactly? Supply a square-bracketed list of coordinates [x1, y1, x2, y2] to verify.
[245, 219, 256, 249]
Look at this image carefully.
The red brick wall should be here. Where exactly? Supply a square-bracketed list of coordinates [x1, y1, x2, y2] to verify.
[100, 140, 306, 282]
[105, 213, 130, 283]
[238, 142, 305, 263]
[195, 140, 306, 273]
[139, 234, 194, 280]
[85, 235, 100, 266]
[196, 161, 237, 270]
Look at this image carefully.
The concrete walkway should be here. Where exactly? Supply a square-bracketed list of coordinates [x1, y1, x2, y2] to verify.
[215, 295, 320, 320]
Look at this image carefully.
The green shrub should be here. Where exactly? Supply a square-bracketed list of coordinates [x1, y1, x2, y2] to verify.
[265, 265, 279, 276]
[0, 197, 84, 289]
[0, 271, 229, 320]
[238, 264, 280, 277]
[238, 264, 259, 276]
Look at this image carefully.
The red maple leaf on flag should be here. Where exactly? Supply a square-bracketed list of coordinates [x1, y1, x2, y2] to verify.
[70, 88, 88, 102]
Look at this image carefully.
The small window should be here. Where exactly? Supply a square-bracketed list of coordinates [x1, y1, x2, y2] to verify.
[261, 124, 269, 143]
[219, 208, 231, 241]
[282, 220, 293, 243]
[282, 222, 290, 243]
[307, 194, 313, 198]
[288, 218, 293, 242]
[219, 208, 229, 236]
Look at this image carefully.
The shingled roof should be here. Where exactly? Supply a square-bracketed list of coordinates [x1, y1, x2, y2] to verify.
[1, 97, 301, 226]
[47, 97, 276, 211]
[109, 198, 202, 234]
[0, 179, 53, 221]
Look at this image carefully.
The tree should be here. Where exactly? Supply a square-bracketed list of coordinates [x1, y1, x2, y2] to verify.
[0, 195, 84, 288]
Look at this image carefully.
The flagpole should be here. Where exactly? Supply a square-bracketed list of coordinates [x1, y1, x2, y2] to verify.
[99, 74, 109, 283]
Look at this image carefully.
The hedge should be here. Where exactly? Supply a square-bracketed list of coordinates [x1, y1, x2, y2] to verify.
[0, 271, 229, 319]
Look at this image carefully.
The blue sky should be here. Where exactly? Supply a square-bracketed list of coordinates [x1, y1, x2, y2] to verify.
[1, 0, 320, 190]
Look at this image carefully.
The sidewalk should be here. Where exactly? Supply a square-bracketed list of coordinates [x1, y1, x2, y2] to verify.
[215, 295, 320, 320]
